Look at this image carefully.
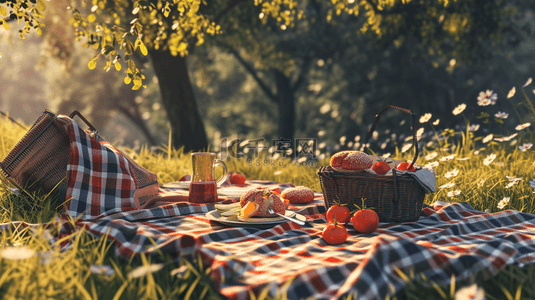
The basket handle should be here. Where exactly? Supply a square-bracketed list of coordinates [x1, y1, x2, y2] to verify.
[363, 105, 419, 170]
[69, 111, 98, 133]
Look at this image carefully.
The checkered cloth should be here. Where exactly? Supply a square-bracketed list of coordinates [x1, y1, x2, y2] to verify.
[4, 118, 535, 299]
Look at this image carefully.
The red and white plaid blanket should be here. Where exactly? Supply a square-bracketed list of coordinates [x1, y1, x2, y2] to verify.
[3, 117, 535, 299]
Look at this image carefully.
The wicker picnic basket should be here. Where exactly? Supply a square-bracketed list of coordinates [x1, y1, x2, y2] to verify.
[317, 105, 428, 223]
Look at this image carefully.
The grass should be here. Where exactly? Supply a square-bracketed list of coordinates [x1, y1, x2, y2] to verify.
[0, 86, 535, 299]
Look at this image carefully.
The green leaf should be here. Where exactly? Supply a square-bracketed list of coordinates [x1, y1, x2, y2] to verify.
[37, 0, 46, 11]
[1, 20, 8, 30]
[0, 6, 7, 16]
[139, 40, 148, 56]
[87, 14, 96, 22]
[163, 3, 171, 17]
[115, 61, 122, 71]
[124, 76, 132, 84]
[88, 60, 97, 70]
[101, 45, 115, 55]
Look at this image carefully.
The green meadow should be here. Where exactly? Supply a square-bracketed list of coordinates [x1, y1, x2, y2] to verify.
[0, 90, 535, 299]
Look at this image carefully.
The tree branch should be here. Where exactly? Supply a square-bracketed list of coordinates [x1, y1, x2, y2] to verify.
[229, 48, 278, 103]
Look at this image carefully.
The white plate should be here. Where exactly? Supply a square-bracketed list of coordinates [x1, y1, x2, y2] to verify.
[205, 210, 306, 228]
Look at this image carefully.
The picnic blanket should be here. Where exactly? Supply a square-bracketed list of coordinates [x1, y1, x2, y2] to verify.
[3, 118, 535, 299]
[4, 183, 535, 299]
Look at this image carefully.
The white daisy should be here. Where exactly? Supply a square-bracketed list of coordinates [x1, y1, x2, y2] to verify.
[456, 157, 470, 161]
[493, 137, 506, 142]
[497, 197, 510, 209]
[468, 124, 480, 131]
[439, 182, 456, 189]
[453, 104, 467, 115]
[507, 87, 516, 99]
[506, 176, 523, 181]
[482, 134, 493, 143]
[447, 190, 461, 197]
[425, 152, 438, 160]
[523, 78, 532, 87]
[505, 181, 517, 189]
[420, 113, 432, 123]
[433, 119, 440, 125]
[503, 133, 518, 141]
[128, 264, 165, 279]
[401, 143, 412, 153]
[519, 143, 533, 151]
[515, 123, 531, 130]
[483, 153, 496, 166]
[274, 170, 282, 176]
[440, 154, 456, 161]
[425, 161, 439, 168]
[91, 265, 115, 277]
[494, 112, 509, 119]
[445, 169, 459, 178]
[454, 283, 486, 300]
[477, 89, 498, 104]
[0, 246, 35, 260]
[473, 150, 480, 155]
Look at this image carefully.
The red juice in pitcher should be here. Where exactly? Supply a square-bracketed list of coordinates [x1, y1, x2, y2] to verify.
[189, 181, 218, 203]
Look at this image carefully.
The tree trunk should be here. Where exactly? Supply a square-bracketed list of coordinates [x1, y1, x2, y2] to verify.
[273, 69, 295, 142]
[148, 49, 208, 152]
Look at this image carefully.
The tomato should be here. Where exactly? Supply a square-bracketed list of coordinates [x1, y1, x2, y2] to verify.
[351, 209, 379, 234]
[326, 204, 351, 224]
[322, 217, 348, 245]
[372, 161, 391, 175]
[395, 162, 416, 172]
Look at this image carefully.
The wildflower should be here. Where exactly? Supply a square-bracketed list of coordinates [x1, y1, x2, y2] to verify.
[425, 152, 438, 160]
[497, 197, 510, 209]
[468, 124, 480, 131]
[506, 176, 523, 181]
[382, 152, 391, 158]
[0, 246, 35, 260]
[456, 157, 470, 161]
[317, 130, 326, 137]
[433, 119, 440, 125]
[507, 87, 516, 99]
[515, 123, 531, 130]
[445, 169, 459, 178]
[494, 112, 508, 119]
[483, 153, 496, 166]
[482, 134, 493, 143]
[439, 182, 455, 189]
[91, 265, 115, 278]
[439, 154, 456, 161]
[453, 104, 467, 115]
[416, 127, 425, 139]
[274, 170, 282, 176]
[454, 283, 485, 300]
[128, 264, 165, 279]
[425, 161, 439, 168]
[401, 143, 412, 153]
[519, 143, 533, 151]
[523, 78, 532, 87]
[473, 150, 480, 155]
[493, 137, 506, 142]
[447, 190, 461, 197]
[505, 181, 518, 189]
[420, 113, 432, 123]
[477, 99, 492, 106]
[477, 89, 498, 105]
[503, 133, 518, 141]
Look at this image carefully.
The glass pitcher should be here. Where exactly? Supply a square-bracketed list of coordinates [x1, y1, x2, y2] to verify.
[189, 152, 228, 203]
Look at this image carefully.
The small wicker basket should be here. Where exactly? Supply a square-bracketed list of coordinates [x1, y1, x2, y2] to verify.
[317, 105, 429, 223]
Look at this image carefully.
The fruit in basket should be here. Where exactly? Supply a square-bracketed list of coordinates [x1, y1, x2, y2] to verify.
[239, 188, 285, 217]
[330, 151, 353, 167]
[326, 203, 351, 224]
[341, 151, 373, 170]
[372, 161, 391, 175]
[229, 173, 246, 185]
[322, 216, 348, 245]
[351, 199, 379, 234]
[281, 186, 315, 204]
[395, 162, 416, 172]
